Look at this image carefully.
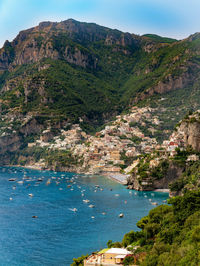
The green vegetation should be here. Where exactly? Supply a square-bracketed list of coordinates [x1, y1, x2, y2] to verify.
[169, 153, 200, 193]
[151, 160, 169, 180]
[107, 190, 200, 265]
[2, 146, 81, 170]
[134, 153, 170, 182]
[71, 254, 88, 266]
[143, 34, 177, 43]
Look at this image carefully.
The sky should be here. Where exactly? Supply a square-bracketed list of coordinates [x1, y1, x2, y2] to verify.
[0, 0, 200, 48]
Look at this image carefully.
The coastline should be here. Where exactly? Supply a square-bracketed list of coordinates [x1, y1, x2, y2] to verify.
[153, 188, 170, 193]
[8, 163, 129, 184]
[102, 173, 128, 185]
[6, 164, 169, 193]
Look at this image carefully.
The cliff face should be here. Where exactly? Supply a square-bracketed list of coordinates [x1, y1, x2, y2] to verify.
[0, 19, 139, 71]
[179, 121, 200, 152]
[127, 160, 184, 192]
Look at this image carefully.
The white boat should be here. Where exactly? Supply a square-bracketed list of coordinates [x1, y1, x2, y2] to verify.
[119, 213, 124, 218]
[89, 204, 95, 208]
[83, 199, 90, 203]
[69, 208, 77, 212]
[28, 193, 33, 197]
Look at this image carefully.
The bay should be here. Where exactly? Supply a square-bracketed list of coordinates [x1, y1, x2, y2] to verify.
[0, 167, 168, 265]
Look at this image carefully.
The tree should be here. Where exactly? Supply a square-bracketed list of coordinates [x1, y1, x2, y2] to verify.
[71, 254, 88, 266]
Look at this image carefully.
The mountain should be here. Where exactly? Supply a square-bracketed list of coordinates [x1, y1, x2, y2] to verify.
[0, 19, 200, 166]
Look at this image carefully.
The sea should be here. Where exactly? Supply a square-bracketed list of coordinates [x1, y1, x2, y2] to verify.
[0, 167, 169, 266]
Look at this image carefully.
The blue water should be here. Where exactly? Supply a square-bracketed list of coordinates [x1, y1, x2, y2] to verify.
[0, 167, 169, 266]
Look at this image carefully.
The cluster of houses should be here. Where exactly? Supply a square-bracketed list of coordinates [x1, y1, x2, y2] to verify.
[30, 106, 200, 176]
[162, 130, 185, 156]
[29, 106, 162, 174]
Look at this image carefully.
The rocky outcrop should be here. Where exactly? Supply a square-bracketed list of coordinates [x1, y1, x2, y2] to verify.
[0, 134, 22, 154]
[134, 71, 193, 103]
[153, 162, 183, 189]
[179, 120, 200, 152]
[127, 162, 183, 191]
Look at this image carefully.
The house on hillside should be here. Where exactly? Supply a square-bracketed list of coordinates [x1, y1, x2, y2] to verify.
[84, 248, 132, 265]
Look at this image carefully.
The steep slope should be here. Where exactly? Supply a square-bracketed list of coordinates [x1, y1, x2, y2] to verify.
[0, 19, 141, 125]
[0, 19, 200, 165]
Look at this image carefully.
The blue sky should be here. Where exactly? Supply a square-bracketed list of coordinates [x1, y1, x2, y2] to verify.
[0, 0, 200, 48]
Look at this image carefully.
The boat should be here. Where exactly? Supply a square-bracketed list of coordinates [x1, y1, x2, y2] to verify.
[119, 213, 124, 218]
[28, 193, 34, 197]
[69, 208, 77, 212]
[89, 204, 95, 208]
[8, 178, 16, 182]
[83, 199, 90, 203]
[151, 202, 158, 205]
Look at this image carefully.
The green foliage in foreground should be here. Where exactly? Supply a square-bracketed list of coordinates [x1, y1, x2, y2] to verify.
[107, 190, 200, 265]
[73, 190, 200, 265]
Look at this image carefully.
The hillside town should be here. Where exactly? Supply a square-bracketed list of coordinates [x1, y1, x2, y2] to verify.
[28, 106, 162, 177]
